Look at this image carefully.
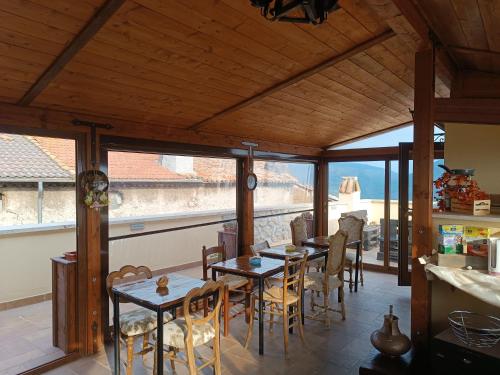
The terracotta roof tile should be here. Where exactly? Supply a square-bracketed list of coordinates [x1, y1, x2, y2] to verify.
[0, 134, 73, 180]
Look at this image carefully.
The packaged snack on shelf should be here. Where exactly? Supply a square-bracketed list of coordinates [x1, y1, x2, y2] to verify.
[438, 233, 463, 254]
[464, 226, 491, 257]
[464, 226, 491, 238]
[439, 224, 464, 235]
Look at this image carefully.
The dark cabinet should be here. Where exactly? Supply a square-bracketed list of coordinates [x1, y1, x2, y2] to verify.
[52, 257, 77, 354]
[431, 329, 500, 375]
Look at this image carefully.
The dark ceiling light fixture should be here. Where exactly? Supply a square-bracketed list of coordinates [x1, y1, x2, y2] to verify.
[250, 0, 340, 25]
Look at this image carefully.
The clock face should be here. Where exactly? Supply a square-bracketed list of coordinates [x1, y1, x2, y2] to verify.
[246, 173, 258, 191]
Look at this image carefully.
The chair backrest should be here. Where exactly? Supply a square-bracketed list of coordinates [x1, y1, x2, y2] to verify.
[183, 280, 224, 347]
[290, 216, 308, 246]
[300, 211, 314, 238]
[106, 265, 153, 304]
[326, 230, 348, 277]
[281, 252, 308, 302]
[250, 240, 270, 256]
[202, 244, 226, 281]
[338, 215, 364, 245]
[341, 210, 368, 224]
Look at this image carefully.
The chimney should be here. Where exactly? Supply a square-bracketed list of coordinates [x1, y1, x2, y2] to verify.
[160, 155, 194, 174]
[339, 176, 361, 210]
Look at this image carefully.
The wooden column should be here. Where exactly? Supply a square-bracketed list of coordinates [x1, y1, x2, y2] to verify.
[314, 159, 328, 236]
[237, 158, 254, 256]
[411, 45, 435, 351]
[383, 159, 391, 269]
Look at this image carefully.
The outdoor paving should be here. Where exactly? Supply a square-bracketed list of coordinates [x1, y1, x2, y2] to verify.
[42, 270, 410, 375]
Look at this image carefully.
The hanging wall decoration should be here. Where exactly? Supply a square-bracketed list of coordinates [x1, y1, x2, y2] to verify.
[72, 119, 113, 209]
[242, 141, 258, 191]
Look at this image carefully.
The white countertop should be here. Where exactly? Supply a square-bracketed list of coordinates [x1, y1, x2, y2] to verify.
[433, 212, 500, 223]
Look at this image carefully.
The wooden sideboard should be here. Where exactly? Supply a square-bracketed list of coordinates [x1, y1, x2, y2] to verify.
[52, 257, 77, 354]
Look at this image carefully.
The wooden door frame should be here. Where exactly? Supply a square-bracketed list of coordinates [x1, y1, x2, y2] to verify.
[0, 124, 88, 373]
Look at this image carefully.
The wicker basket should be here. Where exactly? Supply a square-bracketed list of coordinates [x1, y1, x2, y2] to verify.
[448, 311, 500, 348]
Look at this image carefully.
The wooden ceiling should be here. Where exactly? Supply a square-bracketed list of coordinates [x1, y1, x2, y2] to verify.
[0, 0, 458, 149]
[415, 0, 500, 75]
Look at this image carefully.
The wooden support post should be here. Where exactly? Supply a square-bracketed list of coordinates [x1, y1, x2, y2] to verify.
[237, 158, 254, 256]
[314, 159, 328, 236]
[411, 45, 435, 352]
[383, 160, 391, 269]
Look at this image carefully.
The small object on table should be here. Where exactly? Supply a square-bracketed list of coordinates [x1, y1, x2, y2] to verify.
[285, 244, 296, 252]
[156, 275, 169, 288]
[249, 256, 262, 266]
[370, 305, 411, 357]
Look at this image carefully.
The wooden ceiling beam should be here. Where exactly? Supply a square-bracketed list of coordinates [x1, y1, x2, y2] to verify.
[17, 0, 126, 106]
[0, 102, 323, 156]
[188, 29, 396, 131]
[391, 0, 458, 84]
[435, 97, 500, 125]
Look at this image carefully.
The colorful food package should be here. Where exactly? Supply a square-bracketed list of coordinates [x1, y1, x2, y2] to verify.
[464, 226, 491, 257]
[438, 225, 464, 254]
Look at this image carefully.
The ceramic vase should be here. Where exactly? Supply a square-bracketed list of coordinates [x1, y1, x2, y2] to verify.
[370, 305, 411, 357]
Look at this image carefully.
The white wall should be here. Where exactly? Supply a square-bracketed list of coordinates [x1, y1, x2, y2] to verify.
[445, 123, 500, 194]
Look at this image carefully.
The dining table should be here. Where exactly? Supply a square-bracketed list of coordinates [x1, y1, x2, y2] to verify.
[210, 255, 285, 356]
[302, 236, 362, 292]
[111, 273, 206, 375]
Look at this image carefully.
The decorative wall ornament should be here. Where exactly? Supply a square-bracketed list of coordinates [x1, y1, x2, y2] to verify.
[81, 170, 109, 209]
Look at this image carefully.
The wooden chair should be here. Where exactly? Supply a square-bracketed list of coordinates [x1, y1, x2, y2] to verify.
[245, 252, 308, 354]
[155, 280, 225, 375]
[202, 244, 250, 336]
[304, 230, 348, 327]
[290, 216, 324, 271]
[338, 215, 365, 292]
[106, 265, 172, 375]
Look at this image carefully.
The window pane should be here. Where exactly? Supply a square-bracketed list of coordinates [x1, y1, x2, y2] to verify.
[328, 161, 385, 266]
[253, 161, 314, 246]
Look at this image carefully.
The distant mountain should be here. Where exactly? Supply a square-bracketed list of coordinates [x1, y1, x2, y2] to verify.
[287, 160, 444, 200]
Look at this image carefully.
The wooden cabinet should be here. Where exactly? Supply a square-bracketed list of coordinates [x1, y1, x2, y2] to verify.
[52, 257, 77, 354]
[431, 329, 500, 374]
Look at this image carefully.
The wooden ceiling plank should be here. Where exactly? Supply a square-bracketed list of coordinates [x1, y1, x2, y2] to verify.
[2, 0, 92, 35]
[64, 60, 240, 108]
[451, 0, 489, 50]
[82, 39, 261, 98]
[17, 0, 126, 106]
[133, 0, 328, 73]
[39, 73, 216, 120]
[115, 7, 291, 84]
[477, 0, 500, 52]
[338, 0, 387, 34]
[0, 27, 64, 57]
[188, 29, 396, 131]
[29, 0, 103, 21]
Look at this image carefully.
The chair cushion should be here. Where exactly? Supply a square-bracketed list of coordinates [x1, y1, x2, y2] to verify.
[161, 318, 215, 349]
[256, 286, 299, 304]
[120, 308, 173, 336]
[221, 274, 248, 290]
[304, 272, 342, 292]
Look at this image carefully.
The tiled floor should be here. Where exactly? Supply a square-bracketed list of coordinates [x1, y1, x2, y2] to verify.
[45, 270, 410, 375]
[0, 300, 65, 375]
